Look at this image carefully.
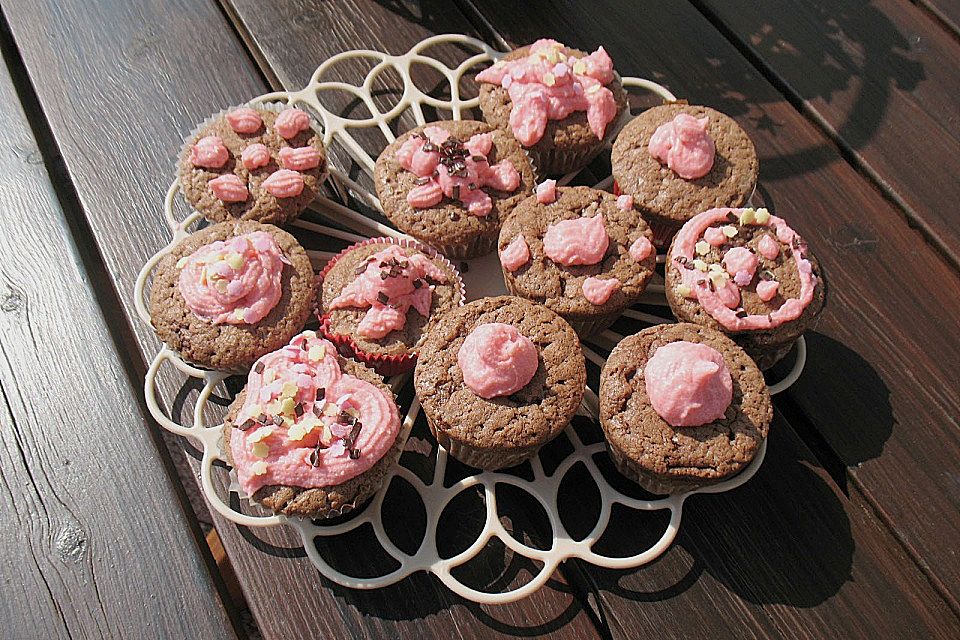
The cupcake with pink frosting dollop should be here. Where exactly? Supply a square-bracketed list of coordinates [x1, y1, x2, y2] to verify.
[477, 39, 629, 175]
[374, 120, 536, 259]
[414, 296, 585, 470]
[612, 103, 758, 247]
[223, 331, 404, 518]
[498, 185, 656, 337]
[599, 323, 772, 494]
[178, 105, 327, 227]
[665, 206, 826, 369]
[318, 237, 465, 376]
[149, 221, 316, 371]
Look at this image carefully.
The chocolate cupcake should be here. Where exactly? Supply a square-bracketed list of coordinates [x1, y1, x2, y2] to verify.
[374, 120, 536, 259]
[599, 323, 772, 495]
[611, 103, 758, 247]
[150, 221, 316, 371]
[477, 39, 629, 175]
[414, 296, 585, 470]
[178, 106, 327, 226]
[665, 207, 826, 370]
[223, 331, 403, 519]
[498, 185, 656, 337]
[318, 237, 465, 376]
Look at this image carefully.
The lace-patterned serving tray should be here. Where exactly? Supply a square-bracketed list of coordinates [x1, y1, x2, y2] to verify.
[134, 34, 805, 604]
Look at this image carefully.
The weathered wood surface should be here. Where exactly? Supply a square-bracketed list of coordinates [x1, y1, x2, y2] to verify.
[0, 26, 237, 640]
[696, 0, 960, 268]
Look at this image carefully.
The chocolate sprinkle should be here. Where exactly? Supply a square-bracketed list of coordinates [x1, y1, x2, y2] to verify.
[471, 155, 485, 162]
[294, 403, 304, 417]
[422, 142, 438, 153]
[414, 176, 431, 185]
[312, 404, 322, 417]
[354, 263, 368, 275]
[349, 448, 361, 460]
[736, 309, 749, 318]
[468, 182, 477, 190]
[273, 415, 284, 426]
[238, 419, 255, 431]
[452, 185, 460, 200]
[449, 212, 460, 221]
[377, 291, 389, 304]
[309, 448, 320, 467]
[413, 279, 423, 289]
[348, 421, 363, 444]
[380, 272, 389, 280]
[256, 413, 267, 424]
[254, 362, 265, 374]
[316, 388, 325, 401]
[338, 411, 357, 426]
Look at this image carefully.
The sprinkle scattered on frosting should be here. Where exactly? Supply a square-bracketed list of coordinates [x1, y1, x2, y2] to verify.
[582, 276, 620, 305]
[536, 179, 557, 204]
[328, 245, 449, 339]
[648, 113, 716, 180]
[177, 231, 288, 325]
[616, 194, 633, 211]
[241, 143, 271, 170]
[230, 331, 400, 497]
[279, 146, 322, 171]
[208, 174, 249, 202]
[395, 126, 520, 216]
[226, 108, 263, 134]
[262, 169, 304, 198]
[476, 39, 618, 146]
[672, 207, 816, 331]
[274, 108, 311, 139]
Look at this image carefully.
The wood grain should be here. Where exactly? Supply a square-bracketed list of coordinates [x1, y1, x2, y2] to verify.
[0, 31, 237, 640]
[459, 0, 960, 614]
[695, 0, 960, 268]
[914, 0, 960, 36]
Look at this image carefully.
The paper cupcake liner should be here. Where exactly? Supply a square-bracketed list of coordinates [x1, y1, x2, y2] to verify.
[318, 236, 466, 376]
[177, 102, 329, 226]
[429, 233, 499, 261]
[424, 411, 538, 471]
[736, 336, 797, 371]
[606, 439, 740, 496]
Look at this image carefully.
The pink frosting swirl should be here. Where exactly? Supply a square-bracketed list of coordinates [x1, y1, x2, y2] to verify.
[672, 208, 817, 331]
[582, 276, 620, 305]
[457, 323, 538, 399]
[226, 108, 263, 134]
[328, 245, 449, 339]
[177, 231, 286, 325]
[648, 113, 716, 180]
[274, 108, 311, 139]
[395, 126, 520, 216]
[279, 146, 322, 171]
[190, 135, 229, 169]
[500, 234, 531, 272]
[476, 39, 618, 146]
[262, 169, 304, 198]
[543, 213, 609, 266]
[644, 341, 732, 427]
[208, 174, 249, 202]
[241, 143, 271, 170]
[230, 332, 401, 497]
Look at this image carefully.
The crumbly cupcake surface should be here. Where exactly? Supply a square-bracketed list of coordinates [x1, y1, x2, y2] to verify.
[414, 296, 585, 468]
[498, 186, 656, 324]
[179, 106, 327, 226]
[665, 206, 826, 366]
[374, 120, 536, 258]
[612, 104, 757, 226]
[224, 332, 403, 518]
[150, 221, 315, 371]
[320, 241, 462, 357]
[600, 323, 772, 491]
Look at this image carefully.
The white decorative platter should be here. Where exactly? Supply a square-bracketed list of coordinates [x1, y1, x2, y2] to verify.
[134, 34, 804, 604]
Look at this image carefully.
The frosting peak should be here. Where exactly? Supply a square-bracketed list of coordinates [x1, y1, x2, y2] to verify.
[648, 113, 716, 180]
[328, 245, 449, 339]
[644, 341, 732, 427]
[395, 127, 520, 216]
[476, 39, 618, 145]
[457, 323, 538, 399]
[177, 231, 286, 325]
[543, 213, 609, 266]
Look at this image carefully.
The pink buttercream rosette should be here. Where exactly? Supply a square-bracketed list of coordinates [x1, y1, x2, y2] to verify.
[318, 237, 465, 376]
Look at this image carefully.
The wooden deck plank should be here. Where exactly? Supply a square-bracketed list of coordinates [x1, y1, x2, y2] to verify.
[695, 0, 960, 268]
[0, 25, 237, 640]
[459, 0, 960, 613]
